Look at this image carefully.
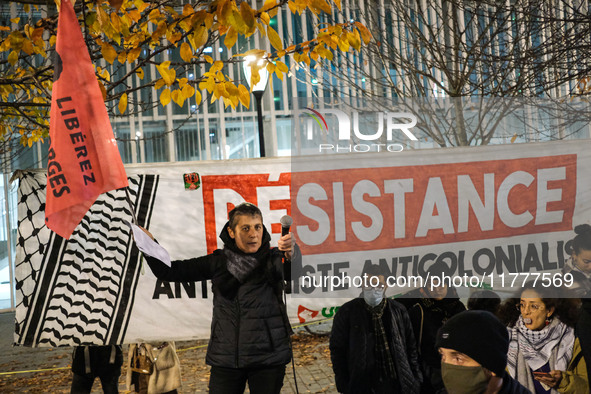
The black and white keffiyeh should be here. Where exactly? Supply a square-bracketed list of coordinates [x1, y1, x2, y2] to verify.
[507, 316, 575, 392]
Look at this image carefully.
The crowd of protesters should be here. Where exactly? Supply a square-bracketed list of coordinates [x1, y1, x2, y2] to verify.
[329, 223, 591, 394]
[81, 203, 591, 394]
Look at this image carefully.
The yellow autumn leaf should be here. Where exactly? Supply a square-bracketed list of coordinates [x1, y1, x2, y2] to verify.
[31, 27, 44, 42]
[135, 68, 144, 79]
[128, 10, 141, 22]
[97, 7, 109, 28]
[7, 51, 18, 65]
[204, 55, 214, 64]
[261, 0, 277, 12]
[511, 134, 518, 143]
[22, 40, 34, 55]
[183, 3, 193, 16]
[154, 78, 166, 90]
[182, 84, 195, 100]
[172, 89, 185, 106]
[10, 18, 20, 25]
[49, 35, 56, 47]
[349, 29, 361, 51]
[148, 9, 162, 24]
[240, 1, 255, 30]
[110, 13, 122, 31]
[225, 82, 238, 97]
[210, 61, 224, 73]
[338, 36, 350, 52]
[99, 68, 111, 81]
[118, 93, 128, 114]
[266, 62, 276, 74]
[195, 89, 202, 105]
[118, 50, 127, 64]
[238, 84, 250, 108]
[192, 26, 208, 50]
[213, 83, 222, 99]
[180, 42, 193, 62]
[160, 88, 171, 106]
[260, 12, 270, 25]
[98, 80, 107, 100]
[311, 0, 332, 14]
[128, 47, 142, 63]
[230, 94, 239, 109]
[334, 0, 342, 9]
[101, 43, 117, 64]
[267, 26, 283, 50]
[199, 76, 215, 92]
[276, 61, 288, 73]
[288, 1, 297, 14]
[156, 61, 176, 86]
[354, 21, 372, 44]
[225, 26, 237, 48]
[134, 0, 148, 12]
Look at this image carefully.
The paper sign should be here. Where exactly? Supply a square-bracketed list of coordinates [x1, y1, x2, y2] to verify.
[126, 221, 171, 267]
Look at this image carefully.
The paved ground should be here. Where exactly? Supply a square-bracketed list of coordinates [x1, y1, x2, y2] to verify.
[0, 312, 337, 393]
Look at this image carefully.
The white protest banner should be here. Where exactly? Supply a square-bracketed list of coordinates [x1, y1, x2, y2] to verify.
[290, 140, 589, 300]
[13, 139, 590, 346]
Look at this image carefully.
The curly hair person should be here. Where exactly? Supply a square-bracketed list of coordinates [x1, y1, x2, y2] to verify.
[497, 281, 580, 328]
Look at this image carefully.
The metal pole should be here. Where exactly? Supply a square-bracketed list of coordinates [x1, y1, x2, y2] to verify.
[3, 174, 14, 309]
[254, 90, 265, 157]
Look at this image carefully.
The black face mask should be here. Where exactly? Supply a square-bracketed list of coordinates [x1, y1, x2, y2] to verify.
[441, 363, 489, 394]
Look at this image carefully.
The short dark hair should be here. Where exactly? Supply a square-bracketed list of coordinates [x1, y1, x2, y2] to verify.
[228, 202, 262, 229]
[467, 290, 501, 314]
[362, 264, 387, 278]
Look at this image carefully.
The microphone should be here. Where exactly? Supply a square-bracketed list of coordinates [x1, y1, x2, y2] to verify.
[279, 215, 293, 293]
[280, 215, 293, 236]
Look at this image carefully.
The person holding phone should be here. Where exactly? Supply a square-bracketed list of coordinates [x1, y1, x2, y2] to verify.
[498, 282, 588, 393]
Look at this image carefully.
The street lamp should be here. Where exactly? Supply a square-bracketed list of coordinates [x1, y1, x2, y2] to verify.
[243, 55, 269, 157]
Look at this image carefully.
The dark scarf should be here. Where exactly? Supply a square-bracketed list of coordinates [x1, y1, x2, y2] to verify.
[419, 288, 463, 321]
[211, 222, 271, 299]
[365, 299, 397, 380]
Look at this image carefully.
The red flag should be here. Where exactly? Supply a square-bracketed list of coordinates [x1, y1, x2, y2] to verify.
[45, 0, 128, 239]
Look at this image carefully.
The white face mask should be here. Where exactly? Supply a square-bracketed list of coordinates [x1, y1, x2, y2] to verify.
[363, 288, 384, 307]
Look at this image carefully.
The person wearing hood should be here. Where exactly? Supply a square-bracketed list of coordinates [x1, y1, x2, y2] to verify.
[436, 310, 531, 394]
[407, 264, 466, 394]
[329, 264, 422, 394]
[142, 202, 298, 394]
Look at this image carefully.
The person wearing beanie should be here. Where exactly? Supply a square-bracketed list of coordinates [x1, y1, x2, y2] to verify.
[436, 310, 531, 394]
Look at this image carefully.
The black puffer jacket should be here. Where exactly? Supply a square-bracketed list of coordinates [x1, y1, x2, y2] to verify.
[408, 294, 466, 367]
[330, 298, 422, 394]
[145, 224, 292, 368]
